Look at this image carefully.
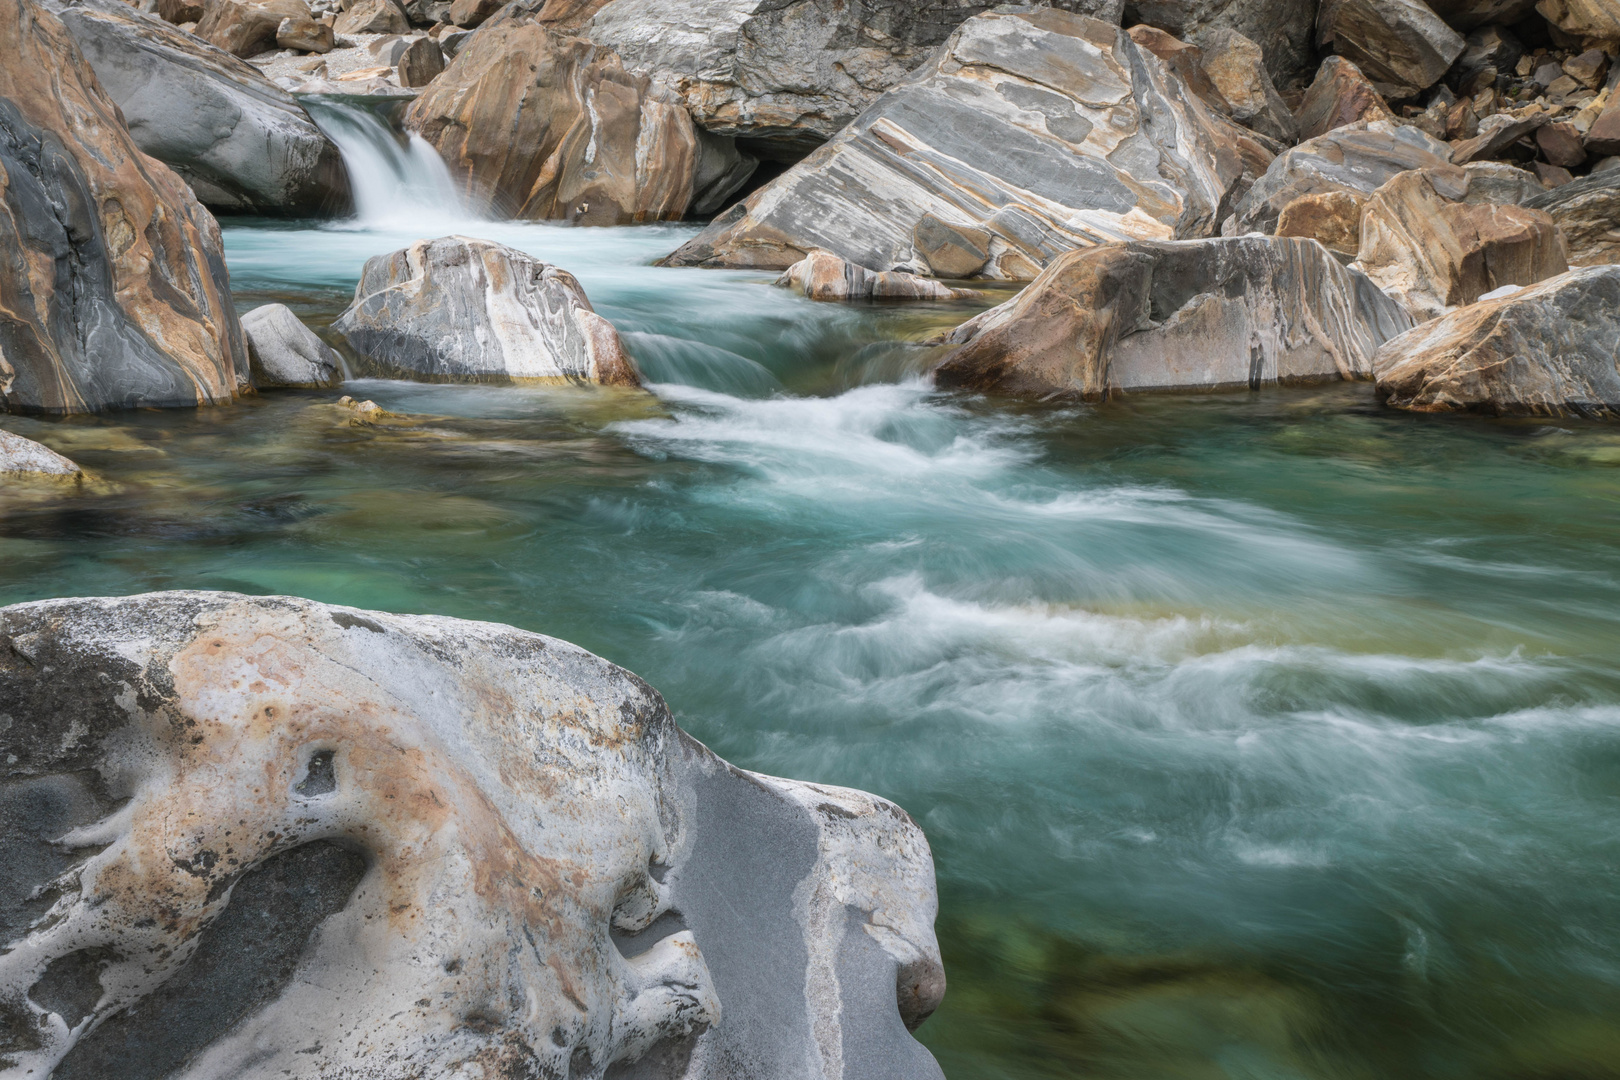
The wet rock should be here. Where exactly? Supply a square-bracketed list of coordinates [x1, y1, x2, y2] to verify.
[1354, 164, 1569, 319]
[332, 236, 640, 385]
[333, 0, 408, 33]
[1225, 119, 1453, 235]
[1315, 0, 1465, 98]
[241, 304, 343, 388]
[1524, 168, 1620, 263]
[1374, 265, 1620, 414]
[0, 0, 245, 414]
[932, 236, 1412, 398]
[776, 251, 979, 301]
[396, 34, 443, 85]
[276, 13, 332, 49]
[194, 0, 313, 56]
[1125, 0, 1324, 89]
[1450, 107, 1551, 162]
[406, 20, 756, 221]
[1199, 27, 1299, 142]
[0, 430, 82, 478]
[664, 9, 1248, 278]
[1275, 189, 1367, 257]
[1294, 55, 1395, 140]
[1425, 0, 1537, 30]
[1535, 0, 1620, 47]
[0, 590, 947, 1080]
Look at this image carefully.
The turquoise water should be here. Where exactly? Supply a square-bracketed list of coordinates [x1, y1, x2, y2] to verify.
[5, 220, 1620, 1080]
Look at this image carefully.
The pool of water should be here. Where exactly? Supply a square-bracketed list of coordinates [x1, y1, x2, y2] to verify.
[5, 218, 1620, 1080]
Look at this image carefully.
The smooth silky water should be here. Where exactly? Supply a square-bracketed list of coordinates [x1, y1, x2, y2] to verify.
[5, 102, 1620, 1080]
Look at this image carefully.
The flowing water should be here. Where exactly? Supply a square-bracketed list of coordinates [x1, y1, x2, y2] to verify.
[5, 103, 1620, 1080]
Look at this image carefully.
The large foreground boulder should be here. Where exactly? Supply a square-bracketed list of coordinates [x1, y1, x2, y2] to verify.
[43, 0, 349, 216]
[0, 0, 245, 414]
[0, 429, 81, 478]
[1523, 169, 1620, 265]
[664, 8, 1249, 278]
[932, 236, 1413, 398]
[331, 236, 641, 386]
[1374, 265, 1620, 414]
[0, 591, 946, 1080]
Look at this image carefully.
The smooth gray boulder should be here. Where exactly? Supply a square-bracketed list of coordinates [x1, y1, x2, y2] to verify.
[0, 429, 81, 477]
[43, 0, 350, 216]
[0, 591, 946, 1080]
[241, 304, 343, 388]
[932, 235, 1414, 398]
[332, 236, 642, 386]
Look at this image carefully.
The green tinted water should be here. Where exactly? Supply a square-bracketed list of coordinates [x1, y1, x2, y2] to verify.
[4, 220, 1619, 1080]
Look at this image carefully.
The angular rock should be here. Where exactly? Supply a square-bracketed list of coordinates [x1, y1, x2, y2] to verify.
[1524, 168, 1620, 263]
[396, 34, 443, 85]
[1354, 164, 1569, 319]
[156, 0, 204, 21]
[195, 0, 313, 56]
[1126, 24, 1233, 114]
[0, 590, 946, 1080]
[1125, 0, 1324, 89]
[776, 251, 979, 301]
[1295, 55, 1395, 140]
[1275, 189, 1368, 256]
[1445, 96, 1480, 139]
[913, 214, 995, 278]
[1449, 23, 1523, 94]
[1535, 0, 1620, 47]
[664, 9, 1248, 278]
[1451, 159, 1548, 202]
[1537, 120, 1587, 165]
[1585, 100, 1620, 155]
[1315, 0, 1466, 99]
[0, 429, 81, 477]
[1535, 160, 1575, 185]
[241, 304, 343, 387]
[1375, 265, 1620, 413]
[276, 13, 332, 49]
[1199, 27, 1299, 142]
[446, 0, 499, 26]
[333, 0, 408, 33]
[932, 236, 1413, 398]
[1450, 107, 1550, 162]
[406, 22, 756, 222]
[332, 236, 640, 385]
[1425, 0, 1537, 30]
[0, 0, 245, 414]
[1225, 119, 1452, 234]
[1563, 47, 1610, 88]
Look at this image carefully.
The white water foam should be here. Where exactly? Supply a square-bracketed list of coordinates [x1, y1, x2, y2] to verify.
[301, 96, 474, 230]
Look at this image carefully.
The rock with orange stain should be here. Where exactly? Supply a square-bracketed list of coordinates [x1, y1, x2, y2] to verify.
[0, 591, 945, 1080]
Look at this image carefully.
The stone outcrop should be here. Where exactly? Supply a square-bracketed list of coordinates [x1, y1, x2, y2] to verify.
[776, 251, 979, 301]
[1124, 0, 1324, 89]
[0, 0, 245, 414]
[0, 429, 81, 477]
[332, 237, 641, 386]
[1198, 27, 1299, 142]
[0, 590, 947, 1080]
[1315, 0, 1465, 99]
[1374, 265, 1620, 414]
[1354, 164, 1569, 320]
[932, 236, 1413, 398]
[664, 9, 1248, 278]
[241, 304, 343, 388]
[406, 20, 756, 222]
[1224, 120, 1453, 235]
[43, 0, 349, 216]
[1295, 55, 1394, 140]
[1524, 168, 1620, 265]
[194, 0, 313, 57]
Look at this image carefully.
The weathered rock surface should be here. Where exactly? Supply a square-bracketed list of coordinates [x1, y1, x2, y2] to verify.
[776, 251, 979, 301]
[446, 0, 501, 27]
[0, 0, 245, 414]
[1315, 0, 1465, 99]
[1524, 167, 1620, 264]
[1449, 23, 1523, 94]
[1374, 265, 1620, 414]
[1275, 188, 1368, 256]
[1198, 27, 1299, 142]
[333, 0, 409, 33]
[241, 304, 343, 388]
[194, 0, 313, 56]
[396, 34, 443, 85]
[276, 14, 332, 51]
[406, 20, 755, 222]
[1536, 0, 1620, 47]
[1295, 55, 1395, 140]
[664, 8, 1248, 278]
[1450, 107, 1549, 163]
[1224, 119, 1453, 235]
[1355, 164, 1570, 319]
[932, 236, 1413, 397]
[0, 429, 81, 477]
[0, 590, 947, 1079]
[1124, 0, 1324, 89]
[331, 237, 640, 385]
[43, 0, 349, 216]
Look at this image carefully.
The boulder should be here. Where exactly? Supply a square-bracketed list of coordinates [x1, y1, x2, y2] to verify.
[1449, 23, 1523, 94]
[0, 590, 947, 1080]
[331, 236, 641, 385]
[1275, 189, 1367, 257]
[396, 34, 444, 86]
[663, 9, 1248, 278]
[0, 0, 245, 414]
[1450, 107, 1550, 162]
[1535, 0, 1620, 47]
[1225, 119, 1452, 234]
[1354, 164, 1570, 319]
[276, 13, 332, 49]
[194, 0, 313, 57]
[1315, 0, 1466, 99]
[241, 304, 343, 387]
[1295, 55, 1395, 140]
[776, 251, 979, 301]
[1374, 265, 1620, 414]
[0, 429, 81, 477]
[406, 22, 756, 222]
[43, 0, 349, 216]
[156, 0, 204, 21]
[1425, 0, 1537, 30]
[1523, 168, 1620, 264]
[1537, 120, 1587, 166]
[1126, 24, 1234, 114]
[446, 0, 499, 26]
[1585, 100, 1620, 155]
[1123, 0, 1324, 89]
[333, 0, 408, 33]
[932, 236, 1413, 397]
[1198, 27, 1299, 142]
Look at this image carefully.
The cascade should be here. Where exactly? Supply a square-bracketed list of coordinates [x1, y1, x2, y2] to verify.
[301, 95, 472, 229]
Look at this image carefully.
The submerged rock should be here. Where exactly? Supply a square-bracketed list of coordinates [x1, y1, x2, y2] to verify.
[332, 236, 641, 386]
[241, 304, 344, 388]
[0, 0, 246, 414]
[1374, 265, 1620, 414]
[776, 251, 979, 301]
[43, 0, 349, 216]
[932, 236, 1413, 398]
[1524, 169, 1620, 266]
[664, 8, 1248, 278]
[0, 429, 82, 477]
[0, 590, 946, 1079]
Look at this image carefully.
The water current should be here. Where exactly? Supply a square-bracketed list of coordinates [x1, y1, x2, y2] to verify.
[4, 100, 1620, 1080]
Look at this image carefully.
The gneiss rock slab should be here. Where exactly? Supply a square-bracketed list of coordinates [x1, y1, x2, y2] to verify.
[664, 8, 1247, 279]
[0, 591, 947, 1080]
[241, 304, 343, 388]
[932, 236, 1413, 398]
[777, 251, 979, 301]
[0, 0, 246, 414]
[1525, 167, 1620, 265]
[332, 236, 641, 386]
[1374, 265, 1620, 414]
[1315, 0, 1465, 99]
[42, 0, 350, 216]
[0, 429, 82, 477]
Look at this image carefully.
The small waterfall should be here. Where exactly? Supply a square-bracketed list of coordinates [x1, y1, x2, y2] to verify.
[301, 96, 474, 229]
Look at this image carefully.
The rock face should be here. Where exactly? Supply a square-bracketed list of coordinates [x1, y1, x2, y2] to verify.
[194, 0, 313, 57]
[1294, 55, 1394, 140]
[1355, 165, 1569, 319]
[0, 429, 81, 477]
[932, 236, 1413, 398]
[1524, 169, 1620, 265]
[0, 0, 245, 414]
[664, 8, 1247, 278]
[43, 0, 349, 216]
[1197, 27, 1299, 142]
[331, 237, 641, 386]
[1123, 0, 1324, 89]
[1375, 265, 1620, 414]
[406, 20, 756, 222]
[777, 251, 979, 301]
[241, 304, 343, 388]
[1315, 0, 1465, 99]
[0, 591, 947, 1080]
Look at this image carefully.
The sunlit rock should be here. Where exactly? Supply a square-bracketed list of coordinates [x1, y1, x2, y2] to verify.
[242, 304, 344, 389]
[1535, 0, 1620, 47]
[0, 429, 82, 478]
